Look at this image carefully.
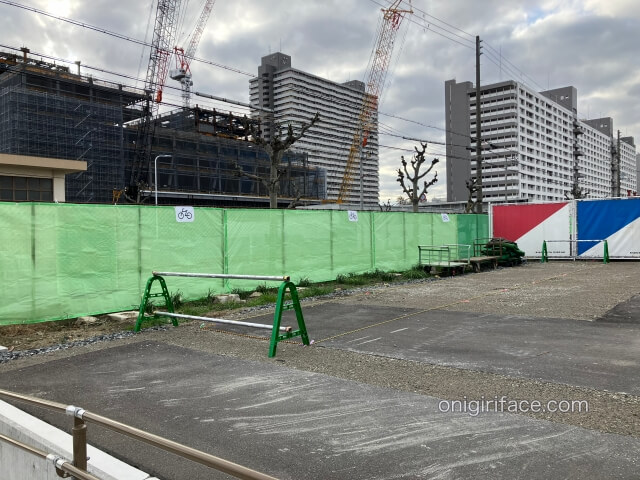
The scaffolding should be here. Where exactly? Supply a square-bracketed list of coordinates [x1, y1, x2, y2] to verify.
[0, 50, 326, 206]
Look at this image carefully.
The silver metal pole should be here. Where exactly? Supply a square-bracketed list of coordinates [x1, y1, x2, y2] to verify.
[152, 271, 290, 282]
[154, 155, 172, 205]
[156, 311, 292, 332]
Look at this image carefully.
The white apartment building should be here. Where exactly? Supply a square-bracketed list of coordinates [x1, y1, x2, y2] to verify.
[250, 53, 379, 205]
[445, 80, 636, 203]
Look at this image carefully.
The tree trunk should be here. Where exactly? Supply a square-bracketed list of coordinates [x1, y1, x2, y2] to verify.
[412, 178, 419, 212]
[269, 163, 279, 208]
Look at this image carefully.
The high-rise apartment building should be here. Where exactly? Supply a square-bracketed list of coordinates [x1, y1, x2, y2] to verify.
[445, 79, 636, 203]
[250, 53, 379, 205]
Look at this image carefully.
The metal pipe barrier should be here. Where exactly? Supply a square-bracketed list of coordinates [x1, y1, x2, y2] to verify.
[152, 271, 291, 282]
[156, 311, 293, 332]
[136, 271, 310, 357]
[0, 388, 278, 480]
[541, 239, 609, 263]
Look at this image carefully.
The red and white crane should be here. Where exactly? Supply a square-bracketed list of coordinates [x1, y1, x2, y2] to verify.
[336, 0, 412, 204]
[170, 0, 216, 109]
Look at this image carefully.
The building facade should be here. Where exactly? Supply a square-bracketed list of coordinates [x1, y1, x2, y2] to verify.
[250, 53, 379, 205]
[445, 79, 636, 203]
[0, 49, 325, 206]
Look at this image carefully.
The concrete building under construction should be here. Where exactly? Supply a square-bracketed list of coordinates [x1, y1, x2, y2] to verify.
[0, 49, 326, 206]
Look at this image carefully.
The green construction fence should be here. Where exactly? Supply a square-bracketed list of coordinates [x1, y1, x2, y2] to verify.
[0, 203, 487, 325]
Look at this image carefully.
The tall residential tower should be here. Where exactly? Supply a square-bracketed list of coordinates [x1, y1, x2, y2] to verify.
[250, 53, 379, 205]
[445, 79, 636, 203]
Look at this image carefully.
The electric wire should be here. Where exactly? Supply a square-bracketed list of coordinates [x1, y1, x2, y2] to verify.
[0, 0, 253, 77]
[483, 41, 546, 92]
[0, 59, 252, 120]
[135, 0, 155, 90]
[367, 0, 475, 50]
[2, 0, 479, 144]
[399, 0, 475, 39]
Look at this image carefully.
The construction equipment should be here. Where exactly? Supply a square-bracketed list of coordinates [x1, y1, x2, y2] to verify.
[127, 0, 182, 202]
[336, 0, 411, 203]
[170, 0, 216, 109]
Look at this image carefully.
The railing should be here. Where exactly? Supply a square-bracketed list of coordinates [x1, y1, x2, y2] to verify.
[541, 239, 609, 263]
[0, 388, 278, 480]
[418, 244, 471, 268]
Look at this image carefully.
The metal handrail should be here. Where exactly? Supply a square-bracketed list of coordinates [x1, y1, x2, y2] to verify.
[0, 389, 278, 480]
[0, 433, 100, 480]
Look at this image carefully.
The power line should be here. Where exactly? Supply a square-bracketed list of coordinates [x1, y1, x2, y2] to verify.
[0, 50, 253, 118]
[367, 0, 474, 50]
[399, 0, 475, 39]
[483, 41, 546, 92]
[0, 0, 253, 77]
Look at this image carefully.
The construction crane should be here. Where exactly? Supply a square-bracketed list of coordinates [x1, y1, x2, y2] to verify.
[170, 0, 216, 109]
[126, 0, 181, 202]
[336, 0, 411, 204]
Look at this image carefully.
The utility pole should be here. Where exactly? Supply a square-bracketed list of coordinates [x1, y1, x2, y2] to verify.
[475, 36, 483, 213]
[611, 129, 621, 197]
[616, 130, 621, 197]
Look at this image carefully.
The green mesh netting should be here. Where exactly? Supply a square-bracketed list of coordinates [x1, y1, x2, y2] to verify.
[0, 203, 487, 324]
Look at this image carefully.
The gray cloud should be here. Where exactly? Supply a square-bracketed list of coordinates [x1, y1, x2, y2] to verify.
[1, 0, 637, 203]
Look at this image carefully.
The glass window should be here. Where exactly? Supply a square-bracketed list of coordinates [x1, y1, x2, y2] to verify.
[0, 176, 54, 202]
[14, 190, 27, 201]
[14, 177, 27, 189]
[28, 190, 41, 201]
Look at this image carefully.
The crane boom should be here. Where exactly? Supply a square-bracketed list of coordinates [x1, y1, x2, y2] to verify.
[336, 0, 411, 204]
[128, 0, 181, 201]
[172, 0, 216, 108]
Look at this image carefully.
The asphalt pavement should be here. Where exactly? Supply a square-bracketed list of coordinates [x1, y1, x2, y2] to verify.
[1, 262, 639, 479]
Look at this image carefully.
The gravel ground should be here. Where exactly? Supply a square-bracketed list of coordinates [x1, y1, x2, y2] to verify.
[1, 261, 639, 440]
[337, 261, 640, 320]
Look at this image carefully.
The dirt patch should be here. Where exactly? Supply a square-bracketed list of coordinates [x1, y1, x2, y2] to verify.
[0, 314, 137, 351]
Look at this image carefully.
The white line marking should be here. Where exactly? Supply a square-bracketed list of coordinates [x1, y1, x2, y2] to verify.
[390, 328, 408, 334]
[346, 336, 370, 344]
[357, 337, 382, 345]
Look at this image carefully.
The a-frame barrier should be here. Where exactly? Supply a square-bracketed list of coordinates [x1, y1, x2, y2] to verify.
[135, 272, 310, 357]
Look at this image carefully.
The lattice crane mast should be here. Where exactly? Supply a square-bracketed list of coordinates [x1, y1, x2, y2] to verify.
[171, 0, 216, 109]
[336, 0, 411, 204]
[127, 0, 181, 201]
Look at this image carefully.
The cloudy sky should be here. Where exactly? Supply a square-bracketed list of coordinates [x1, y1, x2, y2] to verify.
[1, 0, 639, 202]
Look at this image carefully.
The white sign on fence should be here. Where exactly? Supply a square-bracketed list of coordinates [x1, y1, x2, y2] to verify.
[348, 210, 359, 222]
[175, 206, 194, 223]
[441, 213, 450, 223]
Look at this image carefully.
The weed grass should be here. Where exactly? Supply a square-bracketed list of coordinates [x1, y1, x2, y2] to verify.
[172, 267, 430, 316]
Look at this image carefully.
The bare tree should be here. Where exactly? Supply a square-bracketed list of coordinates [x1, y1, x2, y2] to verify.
[564, 184, 589, 200]
[396, 142, 439, 213]
[464, 178, 478, 213]
[235, 113, 320, 209]
[379, 199, 393, 211]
